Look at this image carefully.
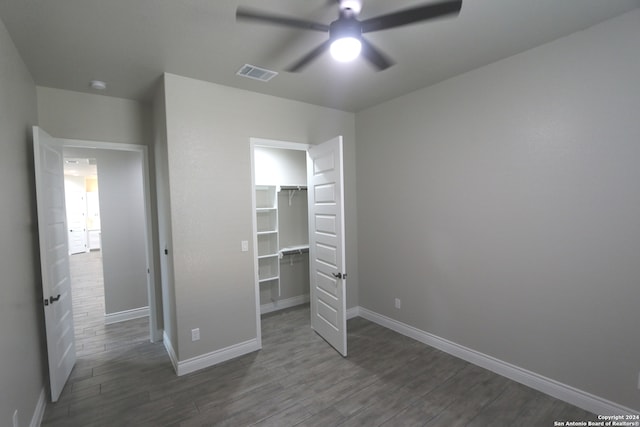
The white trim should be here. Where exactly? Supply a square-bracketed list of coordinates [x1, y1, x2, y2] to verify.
[250, 142, 262, 350]
[176, 339, 260, 376]
[251, 137, 310, 151]
[140, 145, 160, 343]
[60, 138, 146, 152]
[163, 331, 178, 373]
[357, 306, 637, 417]
[29, 387, 46, 427]
[261, 295, 310, 315]
[104, 306, 149, 325]
[346, 306, 360, 320]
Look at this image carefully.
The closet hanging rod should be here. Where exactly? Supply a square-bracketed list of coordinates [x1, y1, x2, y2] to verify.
[279, 245, 309, 258]
[279, 185, 307, 191]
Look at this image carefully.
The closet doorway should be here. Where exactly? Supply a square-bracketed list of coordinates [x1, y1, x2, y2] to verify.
[250, 137, 348, 356]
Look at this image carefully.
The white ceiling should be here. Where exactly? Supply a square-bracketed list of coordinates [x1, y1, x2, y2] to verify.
[64, 158, 97, 178]
[1, 0, 638, 112]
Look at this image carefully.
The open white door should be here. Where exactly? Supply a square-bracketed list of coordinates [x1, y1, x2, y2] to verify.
[307, 136, 347, 356]
[33, 126, 76, 402]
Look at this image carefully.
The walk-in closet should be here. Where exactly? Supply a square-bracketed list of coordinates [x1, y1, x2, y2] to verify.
[253, 144, 311, 314]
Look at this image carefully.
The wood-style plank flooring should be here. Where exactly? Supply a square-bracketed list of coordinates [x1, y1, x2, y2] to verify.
[42, 251, 598, 426]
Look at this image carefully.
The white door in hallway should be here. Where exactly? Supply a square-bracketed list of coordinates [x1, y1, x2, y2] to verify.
[307, 136, 347, 356]
[33, 126, 77, 402]
[66, 186, 87, 255]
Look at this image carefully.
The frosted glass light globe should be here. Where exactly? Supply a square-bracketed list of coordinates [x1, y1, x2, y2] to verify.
[330, 37, 362, 62]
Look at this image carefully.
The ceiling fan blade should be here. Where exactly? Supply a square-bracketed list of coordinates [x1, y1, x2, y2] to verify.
[360, 0, 462, 33]
[236, 7, 330, 32]
[286, 40, 332, 72]
[360, 37, 394, 71]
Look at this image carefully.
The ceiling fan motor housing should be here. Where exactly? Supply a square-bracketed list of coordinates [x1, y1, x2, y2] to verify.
[329, 16, 362, 42]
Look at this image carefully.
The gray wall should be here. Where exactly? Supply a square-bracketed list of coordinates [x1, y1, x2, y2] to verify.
[355, 9, 640, 411]
[0, 16, 45, 427]
[162, 73, 357, 361]
[97, 150, 149, 314]
[37, 86, 151, 145]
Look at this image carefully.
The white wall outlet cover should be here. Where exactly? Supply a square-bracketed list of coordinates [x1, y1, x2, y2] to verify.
[395, 298, 401, 309]
[191, 328, 200, 341]
[241, 240, 249, 252]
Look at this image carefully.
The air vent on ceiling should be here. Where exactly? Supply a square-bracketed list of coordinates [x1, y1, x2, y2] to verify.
[236, 64, 278, 82]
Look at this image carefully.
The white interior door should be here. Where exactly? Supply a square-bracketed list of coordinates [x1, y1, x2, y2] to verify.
[33, 126, 76, 402]
[65, 185, 87, 255]
[307, 136, 347, 356]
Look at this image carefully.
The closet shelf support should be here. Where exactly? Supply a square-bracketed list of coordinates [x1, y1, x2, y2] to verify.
[279, 245, 310, 259]
[279, 186, 307, 206]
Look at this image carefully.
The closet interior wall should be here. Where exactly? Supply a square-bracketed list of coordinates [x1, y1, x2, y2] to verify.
[275, 189, 309, 304]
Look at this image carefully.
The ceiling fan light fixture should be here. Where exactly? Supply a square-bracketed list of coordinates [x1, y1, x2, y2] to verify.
[330, 36, 361, 62]
[237, 0, 462, 71]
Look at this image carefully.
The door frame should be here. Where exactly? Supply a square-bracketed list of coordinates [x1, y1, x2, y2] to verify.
[250, 138, 310, 348]
[60, 137, 161, 342]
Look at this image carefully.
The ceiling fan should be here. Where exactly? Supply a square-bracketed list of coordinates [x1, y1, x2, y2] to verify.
[236, 0, 463, 72]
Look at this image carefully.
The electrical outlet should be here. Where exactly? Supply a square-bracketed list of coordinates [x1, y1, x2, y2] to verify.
[13, 409, 18, 427]
[395, 298, 401, 309]
[241, 240, 249, 252]
[191, 328, 200, 342]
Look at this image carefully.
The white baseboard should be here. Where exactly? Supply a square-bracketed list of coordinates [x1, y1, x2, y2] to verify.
[163, 331, 178, 374]
[357, 306, 637, 416]
[176, 339, 260, 376]
[151, 328, 163, 343]
[261, 295, 309, 315]
[104, 306, 149, 325]
[346, 306, 360, 320]
[30, 387, 46, 427]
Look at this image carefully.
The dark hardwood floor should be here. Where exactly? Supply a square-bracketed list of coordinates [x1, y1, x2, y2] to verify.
[42, 252, 597, 426]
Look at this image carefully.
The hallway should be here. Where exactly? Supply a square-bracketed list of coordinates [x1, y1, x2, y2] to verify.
[68, 251, 150, 357]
